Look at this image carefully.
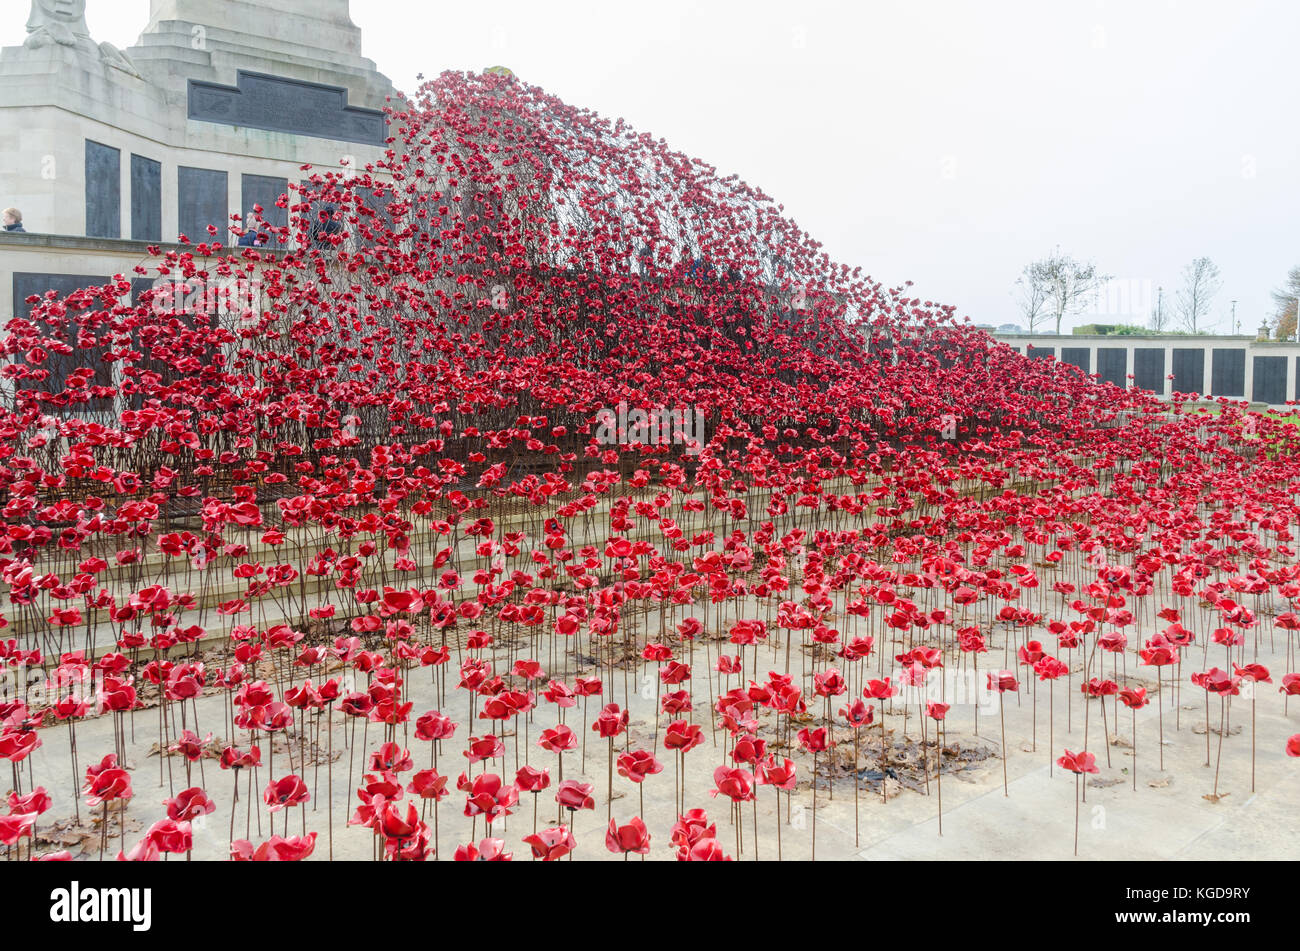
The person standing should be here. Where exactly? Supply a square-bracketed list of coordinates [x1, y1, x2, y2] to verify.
[237, 212, 262, 247]
[311, 204, 341, 249]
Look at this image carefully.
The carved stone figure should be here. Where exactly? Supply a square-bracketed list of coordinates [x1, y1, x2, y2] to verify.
[24, 0, 94, 50]
[24, 0, 141, 76]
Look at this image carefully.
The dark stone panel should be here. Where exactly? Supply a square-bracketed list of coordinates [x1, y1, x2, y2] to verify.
[1028, 347, 1055, 360]
[130, 154, 162, 242]
[1133, 348, 1165, 394]
[1097, 348, 1127, 386]
[126, 277, 179, 409]
[417, 202, 455, 237]
[1211, 348, 1246, 397]
[1061, 347, 1090, 373]
[1171, 348, 1205, 396]
[295, 178, 396, 249]
[358, 182, 394, 245]
[84, 140, 121, 239]
[123, 277, 227, 408]
[299, 180, 346, 250]
[12, 273, 111, 318]
[1252, 355, 1287, 404]
[188, 71, 387, 146]
[129, 278, 155, 302]
[12, 272, 114, 409]
[297, 178, 390, 249]
[240, 174, 289, 248]
[1008, 346, 1020, 353]
[177, 167, 228, 243]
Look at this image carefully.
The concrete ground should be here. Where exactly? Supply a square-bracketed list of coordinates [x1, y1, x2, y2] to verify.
[11, 609, 1297, 862]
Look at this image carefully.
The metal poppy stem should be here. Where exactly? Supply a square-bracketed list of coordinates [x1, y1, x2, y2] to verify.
[1048, 679, 1054, 776]
[775, 785, 782, 860]
[936, 721, 943, 836]
[327, 704, 334, 860]
[229, 767, 239, 845]
[853, 729, 860, 846]
[1073, 772, 1080, 857]
[1130, 706, 1137, 791]
[999, 693, 1008, 796]
[921, 708, 930, 797]
[1100, 694, 1111, 768]
[1204, 690, 1211, 766]
[1213, 695, 1226, 797]
[880, 710, 888, 804]
[810, 750, 817, 861]
[1157, 679, 1164, 771]
[68, 718, 80, 824]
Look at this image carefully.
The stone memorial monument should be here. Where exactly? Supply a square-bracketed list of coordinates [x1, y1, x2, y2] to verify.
[0, 0, 397, 377]
[0, 0, 395, 245]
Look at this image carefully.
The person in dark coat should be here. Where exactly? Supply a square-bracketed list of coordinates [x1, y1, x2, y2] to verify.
[311, 204, 341, 249]
[3, 208, 25, 232]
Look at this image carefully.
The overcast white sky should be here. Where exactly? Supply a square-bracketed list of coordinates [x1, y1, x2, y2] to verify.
[6, 0, 1298, 333]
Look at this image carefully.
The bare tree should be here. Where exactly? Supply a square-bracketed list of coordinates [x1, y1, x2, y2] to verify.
[1013, 270, 1049, 333]
[1149, 287, 1168, 332]
[1024, 250, 1109, 335]
[1175, 257, 1221, 333]
[1270, 265, 1300, 340]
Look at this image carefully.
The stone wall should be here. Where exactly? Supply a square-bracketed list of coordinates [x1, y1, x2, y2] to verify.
[995, 333, 1300, 408]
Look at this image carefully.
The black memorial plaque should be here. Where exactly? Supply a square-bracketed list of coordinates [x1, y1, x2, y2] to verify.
[1097, 348, 1127, 387]
[189, 71, 387, 146]
[1061, 347, 1090, 373]
[12, 273, 114, 409]
[1029, 347, 1055, 360]
[124, 277, 205, 409]
[85, 140, 121, 238]
[130, 154, 162, 242]
[299, 179, 343, 250]
[240, 174, 289, 247]
[1252, 355, 1287, 405]
[358, 182, 394, 244]
[1211, 348, 1246, 397]
[1171, 348, 1205, 396]
[177, 167, 229, 243]
[1133, 348, 1165, 394]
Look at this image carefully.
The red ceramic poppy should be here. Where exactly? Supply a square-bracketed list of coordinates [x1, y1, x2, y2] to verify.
[1057, 749, 1099, 774]
[605, 816, 651, 855]
[523, 824, 576, 861]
